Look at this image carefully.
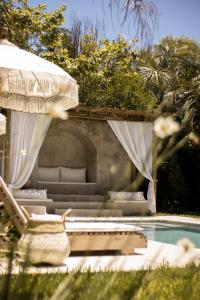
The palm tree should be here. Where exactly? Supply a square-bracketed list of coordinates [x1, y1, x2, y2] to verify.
[138, 53, 170, 103]
[138, 37, 200, 127]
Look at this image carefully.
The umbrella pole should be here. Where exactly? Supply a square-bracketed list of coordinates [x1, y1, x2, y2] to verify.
[4, 110, 10, 183]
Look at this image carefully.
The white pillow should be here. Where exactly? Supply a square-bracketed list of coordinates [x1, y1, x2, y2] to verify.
[108, 191, 146, 201]
[31, 213, 62, 221]
[60, 167, 86, 183]
[12, 189, 47, 199]
[38, 167, 60, 182]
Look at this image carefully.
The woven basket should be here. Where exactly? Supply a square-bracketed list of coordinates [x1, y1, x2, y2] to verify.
[18, 215, 70, 265]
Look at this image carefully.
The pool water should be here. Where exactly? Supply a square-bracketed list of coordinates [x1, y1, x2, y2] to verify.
[129, 222, 200, 248]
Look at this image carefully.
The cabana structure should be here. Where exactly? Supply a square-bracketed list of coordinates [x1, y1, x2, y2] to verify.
[0, 27, 158, 217]
[22, 106, 158, 216]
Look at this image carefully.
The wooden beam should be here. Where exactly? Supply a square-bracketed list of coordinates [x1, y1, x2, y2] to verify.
[69, 106, 161, 122]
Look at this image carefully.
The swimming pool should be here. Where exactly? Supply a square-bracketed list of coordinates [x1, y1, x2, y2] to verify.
[129, 222, 200, 248]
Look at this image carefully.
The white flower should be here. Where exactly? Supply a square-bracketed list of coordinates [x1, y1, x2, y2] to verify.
[20, 149, 26, 156]
[177, 238, 195, 253]
[49, 103, 68, 120]
[188, 132, 200, 144]
[154, 116, 180, 139]
[110, 165, 117, 174]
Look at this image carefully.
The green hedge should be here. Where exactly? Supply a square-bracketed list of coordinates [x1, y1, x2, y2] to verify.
[0, 264, 200, 300]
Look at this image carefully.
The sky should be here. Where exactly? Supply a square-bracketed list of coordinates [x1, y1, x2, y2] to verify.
[29, 0, 200, 45]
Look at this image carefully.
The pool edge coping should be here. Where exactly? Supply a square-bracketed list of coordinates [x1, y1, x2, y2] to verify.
[66, 215, 200, 226]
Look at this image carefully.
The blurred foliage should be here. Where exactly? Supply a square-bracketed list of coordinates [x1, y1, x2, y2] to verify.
[0, 265, 199, 300]
[0, 204, 20, 248]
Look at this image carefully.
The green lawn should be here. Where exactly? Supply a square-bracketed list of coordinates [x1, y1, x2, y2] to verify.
[0, 264, 200, 300]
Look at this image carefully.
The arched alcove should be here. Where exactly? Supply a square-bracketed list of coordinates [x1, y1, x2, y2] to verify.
[38, 128, 97, 182]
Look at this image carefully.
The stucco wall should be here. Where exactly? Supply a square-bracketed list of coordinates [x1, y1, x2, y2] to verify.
[36, 117, 135, 194]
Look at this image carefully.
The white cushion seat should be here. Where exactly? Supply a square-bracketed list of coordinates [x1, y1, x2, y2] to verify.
[108, 191, 146, 201]
[12, 188, 47, 199]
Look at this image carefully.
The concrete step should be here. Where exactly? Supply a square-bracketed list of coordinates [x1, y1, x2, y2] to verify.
[17, 199, 53, 207]
[49, 200, 148, 216]
[48, 194, 107, 202]
[38, 182, 97, 195]
[56, 208, 122, 217]
[16, 199, 148, 216]
[49, 201, 112, 209]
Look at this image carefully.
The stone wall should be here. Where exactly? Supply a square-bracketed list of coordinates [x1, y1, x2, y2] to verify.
[34, 117, 136, 194]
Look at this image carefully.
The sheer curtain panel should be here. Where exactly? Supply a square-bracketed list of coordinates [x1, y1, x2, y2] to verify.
[9, 110, 51, 189]
[108, 120, 156, 213]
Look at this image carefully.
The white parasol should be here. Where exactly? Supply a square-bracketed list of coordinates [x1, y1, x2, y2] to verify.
[0, 27, 79, 114]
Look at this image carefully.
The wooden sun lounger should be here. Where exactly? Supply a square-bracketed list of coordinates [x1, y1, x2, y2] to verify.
[66, 222, 147, 254]
[0, 177, 147, 255]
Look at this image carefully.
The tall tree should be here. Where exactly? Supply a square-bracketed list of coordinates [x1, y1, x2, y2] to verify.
[68, 14, 105, 58]
[0, 0, 71, 68]
[69, 35, 156, 109]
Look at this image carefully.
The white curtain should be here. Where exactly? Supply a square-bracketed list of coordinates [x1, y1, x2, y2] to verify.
[0, 113, 6, 135]
[9, 110, 51, 189]
[108, 120, 156, 213]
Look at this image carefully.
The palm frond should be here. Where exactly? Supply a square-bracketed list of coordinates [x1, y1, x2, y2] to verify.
[107, 0, 158, 45]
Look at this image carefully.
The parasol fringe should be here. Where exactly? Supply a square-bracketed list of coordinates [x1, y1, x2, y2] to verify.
[1, 72, 78, 98]
[0, 38, 79, 114]
[0, 92, 79, 114]
[0, 70, 79, 113]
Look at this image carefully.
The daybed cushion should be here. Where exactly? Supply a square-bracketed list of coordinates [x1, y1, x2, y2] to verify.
[108, 191, 146, 201]
[31, 213, 62, 221]
[12, 189, 47, 199]
[38, 167, 60, 182]
[60, 167, 86, 183]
